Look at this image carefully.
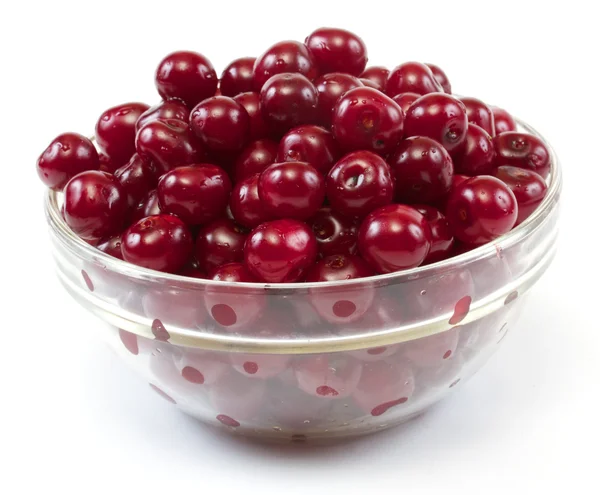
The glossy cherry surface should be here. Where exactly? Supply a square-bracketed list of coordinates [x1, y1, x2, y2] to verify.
[453, 123, 495, 176]
[155, 51, 218, 107]
[413, 205, 454, 264]
[315, 73, 363, 128]
[98, 152, 118, 174]
[493, 131, 551, 178]
[492, 107, 517, 134]
[388, 136, 454, 204]
[425, 63, 451, 93]
[392, 92, 421, 113]
[385, 62, 443, 97]
[135, 100, 190, 132]
[131, 189, 162, 223]
[359, 79, 380, 89]
[95, 102, 150, 167]
[326, 150, 393, 218]
[195, 218, 248, 272]
[332, 87, 404, 155]
[360, 66, 389, 92]
[121, 214, 193, 273]
[244, 219, 318, 283]
[157, 164, 231, 225]
[358, 204, 432, 273]
[404, 93, 468, 153]
[189, 96, 250, 152]
[493, 166, 548, 225]
[259, 73, 318, 135]
[277, 125, 339, 175]
[232, 92, 269, 140]
[37, 132, 99, 190]
[114, 153, 157, 208]
[63, 171, 128, 241]
[258, 161, 325, 220]
[253, 41, 319, 90]
[178, 256, 207, 278]
[97, 234, 124, 260]
[209, 262, 257, 282]
[135, 119, 204, 175]
[445, 175, 518, 244]
[305, 27, 367, 76]
[220, 57, 256, 97]
[308, 207, 358, 257]
[233, 139, 278, 182]
[459, 97, 495, 136]
[305, 254, 373, 282]
[229, 174, 271, 229]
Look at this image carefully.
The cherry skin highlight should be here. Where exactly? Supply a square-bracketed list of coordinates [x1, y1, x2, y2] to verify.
[392, 92, 421, 114]
[233, 139, 278, 182]
[233, 92, 269, 140]
[253, 40, 319, 90]
[413, 205, 454, 264]
[453, 123, 495, 176]
[492, 107, 517, 134]
[459, 96, 495, 136]
[220, 57, 256, 97]
[385, 62, 443, 97]
[493, 131, 551, 178]
[308, 207, 359, 257]
[360, 66, 390, 92]
[229, 174, 272, 229]
[135, 100, 190, 132]
[277, 125, 340, 175]
[315, 73, 363, 128]
[425, 63, 452, 93]
[195, 218, 248, 272]
[493, 166, 548, 225]
[305, 27, 368, 76]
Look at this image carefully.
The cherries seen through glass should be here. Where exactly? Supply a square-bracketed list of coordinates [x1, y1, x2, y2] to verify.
[38, 26, 551, 284]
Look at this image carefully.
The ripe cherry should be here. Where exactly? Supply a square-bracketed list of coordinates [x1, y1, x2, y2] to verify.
[195, 219, 248, 272]
[360, 66, 389, 92]
[305, 254, 373, 282]
[314, 73, 363, 128]
[425, 63, 452, 93]
[233, 92, 269, 140]
[229, 174, 272, 229]
[459, 96, 495, 136]
[97, 234, 124, 260]
[413, 205, 454, 263]
[305, 27, 368, 76]
[308, 207, 359, 257]
[277, 125, 340, 175]
[135, 100, 190, 132]
[253, 40, 318, 90]
[220, 57, 256, 97]
[385, 62, 443, 97]
[453, 123, 495, 176]
[493, 166, 548, 225]
[114, 153, 157, 208]
[493, 131, 551, 178]
[131, 189, 162, 223]
[233, 139, 278, 182]
[392, 92, 421, 113]
[492, 107, 517, 134]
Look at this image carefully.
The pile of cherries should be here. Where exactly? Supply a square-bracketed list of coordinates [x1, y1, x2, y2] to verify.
[37, 27, 550, 285]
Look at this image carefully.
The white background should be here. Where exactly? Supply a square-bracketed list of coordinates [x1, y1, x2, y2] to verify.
[1, 1, 599, 493]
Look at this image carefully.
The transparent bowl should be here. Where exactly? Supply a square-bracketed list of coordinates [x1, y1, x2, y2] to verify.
[45, 119, 561, 443]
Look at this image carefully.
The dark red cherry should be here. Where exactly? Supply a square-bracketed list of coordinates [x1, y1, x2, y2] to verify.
[195, 218, 248, 272]
[308, 207, 358, 257]
[97, 234, 124, 260]
[493, 166, 548, 225]
[452, 174, 470, 188]
[360, 66, 389, 92]
[445, 175, 518, 244]
[305, 254, 374, 282]
[157, 164, 231, 225]
[385, 62, 443, 97]
[453, 123, 495, 176]
[114, 153, 158, 208]
[492, 107, 517, 134]
[98, 152, 118, 174]
[404, 93, 468, 153]
[358, 204, 432, 273]
[135, 100, 190, 132]
[190, 96, 250, 152]
[314, 73, 363, 128]
[233, 139, 278, 182]
[179, 256, 207, 278]
[493, 132, 551, 178]
[131, 189, 162, 223]
[229, 174, 272, 229]
[233, 92, 269, 140]
[209, 262, 257, 282]
[63, 171, 128, 241]
[95, 102, 150, 167]
[305, 27, 367, 76]
[392, 92, 421, 114]
[37, 133, 99, 190]
[135, 119, 204, 175]
[244, 219, 318, 283]
[332, 87, 404, 155]
[388, 136, 454, 204]
[459, 97, 495, 136]
[413, 205, 454, 264]
[425, 63, 452, 93]
[258, 161, 325, 220]
[155, 51, 217, 108]
[220, 57, 256, 97]
[326, 150, 393, 218]
[277, 125, 340, 175]
[259, 73, 318, 135]
[253, 40, 319, 90]
[121, 214, 193, 273]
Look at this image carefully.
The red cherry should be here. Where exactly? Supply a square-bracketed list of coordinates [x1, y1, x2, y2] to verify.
[413, 205, 454, 263]
[178, 256, 207, 278]
[308, 207, 358, 257]
[453, 123, 495, 176]
[305, 254, 373, 282]
[388, 136, 454, 204]
[492, 107, 517, 135]
[121, 214, 193, 273]
[229, 174, 272, 229]
[220, 57, 256, 97]
[305, 27, 368, 76]
[253, 40, 318, 90]
[385, 62, 443, 97]
[37, 133, 100, 190]
[358, 204, 432, 273]
[360, 66, 390, 92]
[97, 234, 124, 260]
[131, 189, 162, 223]
[493, 131, 551, 178]
[445, 175, 518, 244]
[114, 153, 157, 208]
[244, 219, 318, 283]
[277, 125, 340, 175]
[326, 150, 393, 218]
[459, 96, 495, 136]
[314, 73, 363, 128]
[155, 51, 217, 108]
[392, 92, 421, 113]
[195, 218, 248, 272]
[135, 100, 190, 132]
[233, 139, 278, 182]
[233, 92, 269, 140]
[63, 170, 128, 241]
[493, 166, 548, 225]
[332, 86, 404, 155]
[98, 152, 118, 174]
[190, 96, 250, 152]
[95, 102, 150, 167]
[425, 63, 452, 93]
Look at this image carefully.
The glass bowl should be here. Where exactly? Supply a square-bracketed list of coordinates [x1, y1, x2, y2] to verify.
[45, 119, 561, 443]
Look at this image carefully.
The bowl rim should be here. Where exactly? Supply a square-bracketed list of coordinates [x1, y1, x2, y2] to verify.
[45, 118, 562, 292]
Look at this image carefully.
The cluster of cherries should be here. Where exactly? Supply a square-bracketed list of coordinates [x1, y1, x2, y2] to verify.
[37, 27, 550, 285]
